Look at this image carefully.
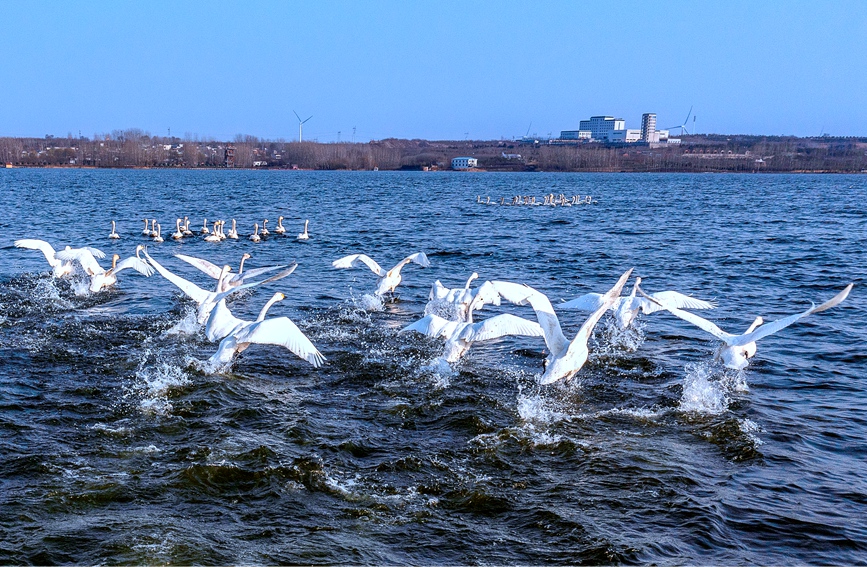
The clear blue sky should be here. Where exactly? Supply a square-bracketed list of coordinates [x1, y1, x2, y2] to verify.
[1, 0, 865, 141]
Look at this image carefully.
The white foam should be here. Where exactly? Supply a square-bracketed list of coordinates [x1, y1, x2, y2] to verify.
[678, 362, 728, 415]
[127, 353, 192, 415]
[164, 307, 200, 336]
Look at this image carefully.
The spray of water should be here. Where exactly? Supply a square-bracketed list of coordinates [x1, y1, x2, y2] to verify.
[678, 361, 729, 415]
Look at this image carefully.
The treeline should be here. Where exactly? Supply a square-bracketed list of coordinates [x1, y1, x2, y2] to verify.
[1, 129, 866, 173]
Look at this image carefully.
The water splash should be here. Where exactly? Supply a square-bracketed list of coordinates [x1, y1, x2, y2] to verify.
[164, 306, 200, 336]
[424, 298, 462, 321]
[350, 291, 384, 312]
[678, 362, 728, 415]
[125, 348, 192, 415]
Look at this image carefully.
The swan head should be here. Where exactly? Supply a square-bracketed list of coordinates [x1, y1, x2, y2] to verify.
[242, 253, 251, 261]
[134, 244, 144, 257]
[278, 216, 283, 222]
[111, 254, 120, 269]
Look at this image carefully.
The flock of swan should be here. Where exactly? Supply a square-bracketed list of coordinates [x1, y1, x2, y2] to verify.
[477, 194, 597, 206]
[12, 229, 855, 384]
[134, 216, 311, 243]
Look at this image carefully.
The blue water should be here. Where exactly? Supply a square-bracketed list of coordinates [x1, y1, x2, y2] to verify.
[1, 169, 865, 564]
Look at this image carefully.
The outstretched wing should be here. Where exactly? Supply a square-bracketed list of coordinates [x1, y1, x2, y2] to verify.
[112, 255, 154, 277]
[569, 268, 633, 354]
[665, 307, 735, 343]
[492, 280, 569, 356]
[401, 313, 460, 338]
[14, 239, 58, 265]
[55, 248, 105, 276]
[461, 313, 544, 342]
[142, 249, 209, 304]
[638, 290, 716, 314]
[387, 252, 431, 278]
[175, 253, 223, 279]
[559, 292, 605, 311]
[237, 317, 326, 367]
[229, 264, 290, 286]
[332, 254, 386, 277]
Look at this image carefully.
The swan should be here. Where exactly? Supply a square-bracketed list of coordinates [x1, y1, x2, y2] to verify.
[274, 216, 286, 234]
[204, 292, 325, 371]
[141, 219, 151, 236]
[14, 239, 106, 277]
[249, 223, 261, 242]
[175, 252, 290, 293]
[171, 218, 184, 240]
[149, 219, 158, 237]
[426, 273, 501, 322]
[200, 218, 210, 235]
[142, 248, 297, 324]
[55, 244, 154, 292]
[109, 221, 120, 239]
[152, 223, 164, 243]
[204, 221, 222, 242]
[647, 283, 853, 370]
[492, 268, 633, 384]
[560, 277, 716, 329]
[261, 219, 270, 236]
[402, 282, 544, 362]
[332, 252, 430, 297]
[297, 219, 309, 240]
[226, 219, 239, 239]
[182, 217, 193, 236]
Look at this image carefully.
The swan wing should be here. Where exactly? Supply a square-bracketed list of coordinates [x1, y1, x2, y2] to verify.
[664, 306, 735, 343]
[569, 268, 634, 353]
[638, 291, 717, 314]
[55, 248, 105, 275]
[491, 280, 569, 356]
[387, 252, 431, 278]
[142, 249, 209, 304]
[236, 317, 326, 367]
[559, 293, 605, 311]
[401, 314, 460, 338]
[332, 254, 386, 276]
[205, 299, 247, 342]
[229, 264, 290, 286]
[84, 247, 106, 259]
[461, 313, 544, 342]
[730, 283, 853, 347]
[174, 253, 223, 279]
[210, 264, 299, 304]
[111, 256, 154, 277]
[14, 239, 58, 264]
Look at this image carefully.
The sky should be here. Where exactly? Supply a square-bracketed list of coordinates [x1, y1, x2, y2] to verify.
[1, 0, 865, 142]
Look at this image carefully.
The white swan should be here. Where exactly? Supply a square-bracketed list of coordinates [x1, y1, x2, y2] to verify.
[175, 252, 290, 293]
[152, 223, 164, 243]
[297, 219, 309, 240]
[14, 239, 105, 277]
[204, 292, 325, 371]
[109, 221, 120, 239]
[261, 219, 270, 237]
[648, 283, 853, 370]
[492, 268, 633, 384]
[200, 218, 210, 235]
[250, 223, 261, 242]
[55, 244, 153, 292]
[141, 219, 151, 236]
[332, 252, 430, 297]
[182, 217, 193, 236]
[225, 219, 238, 239]
[149, 219, 158, 237]
[560, 277, 716, 329]
[274, 216, 286, 234]
[204, 221, 222, 242]
[402, 282, 544, 362]
[171, 218, 184, 240]
[142, 249, 297, 324]
[426, 273, 501, 322]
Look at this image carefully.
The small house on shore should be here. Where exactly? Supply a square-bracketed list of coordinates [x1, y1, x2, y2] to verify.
[451, 157, 478, 170]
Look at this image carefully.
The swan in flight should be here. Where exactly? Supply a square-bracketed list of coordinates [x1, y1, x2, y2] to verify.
[274, 216, 286, 234]
[175, 252, 290, 293]
[109, 221, 120, 239]
[647, 283, 853, 370]
[55, 244, 154, 292]
[332, 252, 430, 297]
[492, 268, 633, 384]
[204, 292, 325, 371]
[297, 219, 309, 240]
[250, 223, 261, 242]
[14, 239, 105, 277]
[426, 272, 501, 322]
[402, 282, 543, 362]
[143, 248, 297, 324]
[560, 277, 716, 329]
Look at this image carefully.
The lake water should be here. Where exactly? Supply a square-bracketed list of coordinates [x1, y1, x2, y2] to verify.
[1, 169, 865, 564]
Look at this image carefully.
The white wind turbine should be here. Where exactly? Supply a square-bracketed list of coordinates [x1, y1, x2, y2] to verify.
[294, 110, 313, 142]
[666, 106, 693, 136]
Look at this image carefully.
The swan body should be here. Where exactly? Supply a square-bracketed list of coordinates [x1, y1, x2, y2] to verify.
[204, 221, 222, 242]
[561, 277, 716, 329]
[109, 221, 120, 239]
[332, 252, 430, 297]
[152, 223, 164, 243]
[493, 268, 633, 384]
[14, 239, 105, 277]
[274, 216, 286, 234]
[250, 223, 261, 242]
[141, 219, 151, 236]
[260, 219, 270, 236]
[652, 283, 853, 370]
[403, 282, 543, 362]
[297, 219, 309, 240]
[226, 219, 239, 239]
[55, 244, 153, 292]
[205, 292, 325, 371]
[200, 218, 210, 235]
[171, 218, 184, 240]
[149, 219, 158, 237]
[175, 252, 289, 293]
[182, 217, 193, 236]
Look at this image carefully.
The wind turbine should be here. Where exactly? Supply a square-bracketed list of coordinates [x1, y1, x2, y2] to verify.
[666, 106, 693, 136]
[293, 110, 313, 142]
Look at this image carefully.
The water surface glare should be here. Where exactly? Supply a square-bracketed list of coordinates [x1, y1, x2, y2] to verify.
[1, 169, 866, 564]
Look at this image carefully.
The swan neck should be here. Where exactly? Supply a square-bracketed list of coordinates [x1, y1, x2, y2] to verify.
[257, 295, 282, 321]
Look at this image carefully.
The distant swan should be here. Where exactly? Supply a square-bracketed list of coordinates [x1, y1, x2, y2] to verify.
[200, 218, 210, 235]
[260, 219, 270, 236]
[297, 219, 309, 240]
[250, 223, 261, 242]
[14, 239, 105, 277]
[493, 268, 633, 384]
[332, 252, 430, 297]
[227, 219, 239, 239]
[204, 221, 222, 242]
[55, 244, 153, 292]
[152, 223, 164, 243]
[648, 283, 853, 370]
[171, 218, 184, 240]
[141, 219, 151, 236]
[274, 216, 286, 234]
[109, 221, 120, 239]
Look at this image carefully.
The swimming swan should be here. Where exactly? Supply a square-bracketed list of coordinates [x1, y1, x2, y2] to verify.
[250, 223, 261, 242]
[560, 277, 716, 329]
[109, 221, 120, 239]
[274, 216, 286, 234]
[492, 268, 633, 384]
[14, 239, 106, 277]
[646, 283, 853, 370]
[297, 219, 309, 240]
[402, 282, 543, 362]
[332, 252, 430, 297]
[226, 219, 239, 239]
[171, 219, 184, 240]
[175, 252, 290, 293]
[55, 244, 154, 292]
[204, 292, 325, 371]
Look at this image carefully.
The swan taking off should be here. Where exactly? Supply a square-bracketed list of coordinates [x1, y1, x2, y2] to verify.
[561, 277, 716, 329]
[648, 283, 853, 370]
[204, 292, 325, 371]
[403, 282, 543, 362]
[175, 252, 290, 293]
[55, 244, 154, 292]
[426, 272, 501, 322]
[297, 219, 310, 240]
[493, 268, 633, 384]
[332, 252, 430, 297]
[14, 239, 106, 278]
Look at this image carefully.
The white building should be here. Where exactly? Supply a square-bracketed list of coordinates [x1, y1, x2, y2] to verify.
[641, 113, 657, 143]
[451, 157, 478, 170]
[578, 116, 626, 142]
[559, 130, 592, 140]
